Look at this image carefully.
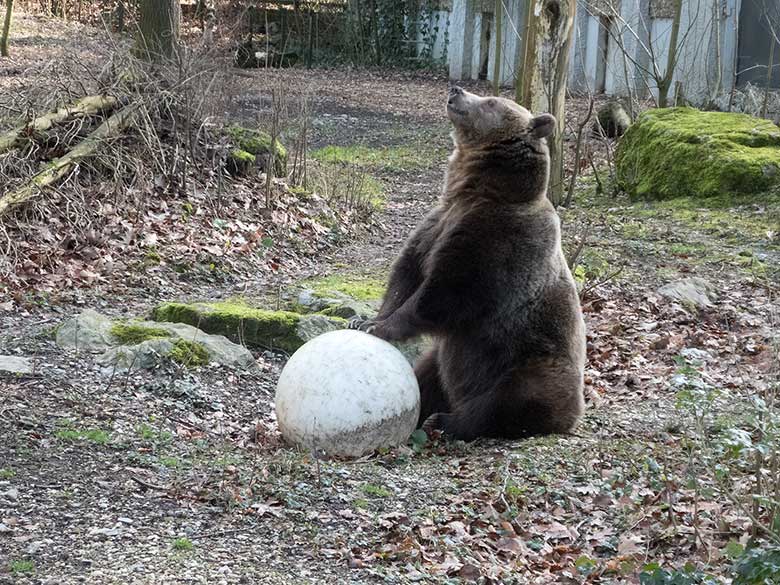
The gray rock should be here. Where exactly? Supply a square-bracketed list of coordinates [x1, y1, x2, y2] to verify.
[56, 309, 114, 352]
[297, 288, 377, 320]
[0, 487, 18, 502]
[97, 339, 175, 371]
[321, 299, 377, 320]
[0, 355, 33, 375]
[296, 289, 336, 313]
[153, 322, 255, 369]
[88, 527, 121, 539]
[658, 277, 717, 310]
[296, 315, 344, 343]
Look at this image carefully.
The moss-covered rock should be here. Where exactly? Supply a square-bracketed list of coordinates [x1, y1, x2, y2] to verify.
[226, 148, 256, 176]
[58, 309, 255, 370]
[152, 301, 344, 354]
[616, 107, 780, 199]
[224, 125, 287, 176]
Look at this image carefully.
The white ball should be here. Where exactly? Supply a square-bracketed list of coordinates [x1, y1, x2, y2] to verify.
[275, 329, 420, 457]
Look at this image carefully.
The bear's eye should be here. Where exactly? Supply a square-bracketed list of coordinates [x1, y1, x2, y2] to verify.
[487, 99, 496, 107]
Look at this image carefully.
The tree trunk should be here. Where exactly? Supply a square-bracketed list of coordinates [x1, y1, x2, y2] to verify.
[657, 0, 683, 107]
[1, 0, 14, 58]
[547, 0, 577, 205]
[517, 0, 541, 108]
[516, 0, 577, 205]
[492, 0, 502, 95]
[135, 0, 181, 60]
[762, 34, 776, 119]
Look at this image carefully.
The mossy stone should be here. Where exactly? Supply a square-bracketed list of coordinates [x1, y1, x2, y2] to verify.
[226, 149, 256, 176]
[616, 107, 780, 199]
[225, 125, 287, 176]
[152, 301, 343, 354]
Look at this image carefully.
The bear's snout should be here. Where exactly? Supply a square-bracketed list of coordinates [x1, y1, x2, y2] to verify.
[448, 86, 464, 103]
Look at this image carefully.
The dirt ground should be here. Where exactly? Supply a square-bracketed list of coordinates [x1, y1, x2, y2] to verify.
[1, 11, 780, 585]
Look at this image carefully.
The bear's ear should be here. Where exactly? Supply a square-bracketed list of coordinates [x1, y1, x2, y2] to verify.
[530, 113, 556, 138]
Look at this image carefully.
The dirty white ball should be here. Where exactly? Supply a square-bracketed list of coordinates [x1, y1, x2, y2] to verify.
[275, 329, 420, 457]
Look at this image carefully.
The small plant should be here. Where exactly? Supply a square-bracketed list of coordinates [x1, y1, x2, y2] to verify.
[0, 468, 15, 479]
[732, 544, 780, 584]
[362, 483, 391, 498]
[172, 537, 194, 551]
[575, 555, 598, 576]
[158, 456, 182, 469]
[504, 479, 525, 505]
[137, 424, 173, 444]
[408, 429, 428, 453]
[639, 563, 720, 584]
[9, 560, 35, 574]
[143, 248, 162, 267]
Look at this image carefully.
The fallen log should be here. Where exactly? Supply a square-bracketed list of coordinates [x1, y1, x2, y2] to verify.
[0, 95, 119, 155]
[0, 103, 140, 218]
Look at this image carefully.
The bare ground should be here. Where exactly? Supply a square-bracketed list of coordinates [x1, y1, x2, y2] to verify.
[2, 12, 780, 585]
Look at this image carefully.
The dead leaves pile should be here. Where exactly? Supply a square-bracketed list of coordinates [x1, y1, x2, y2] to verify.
[1, 171, 373, 294]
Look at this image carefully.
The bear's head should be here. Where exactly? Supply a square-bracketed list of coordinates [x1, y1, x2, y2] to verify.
[444, 87, 556, 202]
[446, 86, 555, 148]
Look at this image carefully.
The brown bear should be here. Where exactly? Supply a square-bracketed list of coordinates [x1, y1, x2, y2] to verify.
[354, 86, 586, 441]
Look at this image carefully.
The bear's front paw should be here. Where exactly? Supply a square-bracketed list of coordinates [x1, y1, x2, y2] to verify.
[348, 318, 376, 333]
[421, 413, 444, 435]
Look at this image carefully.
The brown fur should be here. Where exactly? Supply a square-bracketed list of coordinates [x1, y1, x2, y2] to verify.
[360, 88, 586, 440]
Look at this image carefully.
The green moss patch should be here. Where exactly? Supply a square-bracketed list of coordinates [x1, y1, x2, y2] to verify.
[110, 323, 171, 345]
[631, 190, 780, 244]
[54, 424, 111, 445]
[169, 339, 209, 367]
[616, 107, 780, 199]
[303, 274, 386, 301]
[153, 301, 305, 353]
[311, 144, 439, 173]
